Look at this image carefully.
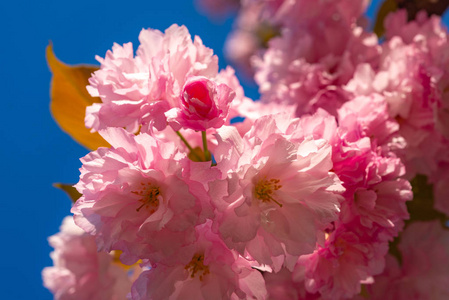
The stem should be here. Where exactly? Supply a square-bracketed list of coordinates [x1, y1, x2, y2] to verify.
[202, 131, 210, 161]
[175, 131, 194, 151]
[175, 131, 202, 161]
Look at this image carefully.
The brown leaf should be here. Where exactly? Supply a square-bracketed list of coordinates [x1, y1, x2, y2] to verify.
[374, 0, 398, 37]
[46, 43, 109, 150]
[53, 183, 82, 203]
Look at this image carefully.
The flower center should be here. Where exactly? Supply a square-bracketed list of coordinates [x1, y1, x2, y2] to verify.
[254, 178, 283, 207]
[133, 182, 161, 213]
[185, 253, 210, 281]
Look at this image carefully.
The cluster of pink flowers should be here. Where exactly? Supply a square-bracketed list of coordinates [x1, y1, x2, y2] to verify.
[364, 220, 449, 299]
[43, 216, 139, 300]
[346, 10, 449, 216]
[44, 1, 449, 299]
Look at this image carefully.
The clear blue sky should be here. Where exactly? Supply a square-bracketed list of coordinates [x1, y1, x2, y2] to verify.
[1, 0, 438, 298]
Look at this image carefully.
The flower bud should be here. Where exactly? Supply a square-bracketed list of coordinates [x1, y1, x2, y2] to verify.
[178, 76, 235, 131]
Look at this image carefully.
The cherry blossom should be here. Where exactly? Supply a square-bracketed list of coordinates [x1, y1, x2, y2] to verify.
[365, 221, 449, 299]
[211, 114, 344, 271]
[86, 24, 246, 134]
[72, 128, 209, 265]
[42, 216, 133, 300]
[130, 222, 267, 300]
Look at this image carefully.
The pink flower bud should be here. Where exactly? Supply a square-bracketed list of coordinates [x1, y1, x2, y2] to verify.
[178, 76, 235, 131]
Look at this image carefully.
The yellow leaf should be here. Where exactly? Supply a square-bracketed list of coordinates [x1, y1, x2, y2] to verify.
[373, 0, 398, 38]
[46, 43, 109, 150]
[111, 250, 142, 270]
[53, 183, 82, 203]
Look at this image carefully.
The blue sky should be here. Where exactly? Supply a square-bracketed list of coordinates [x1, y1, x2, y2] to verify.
[1, 0, 436, 298]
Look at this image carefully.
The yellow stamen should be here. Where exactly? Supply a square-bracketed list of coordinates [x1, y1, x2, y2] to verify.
[133, 182, 161, 213]
[185, 253, 210, 281]
[254, 178, 283, 207]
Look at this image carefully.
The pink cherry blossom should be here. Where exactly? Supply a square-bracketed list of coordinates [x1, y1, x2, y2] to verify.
[224, 29, 260, 77]
[295, 225, 388, 299]
[86, 24, 247, 133]
[72, 128, 209, 265]
[130, 221, 267, 300]
[264, 267, 319, 300]
[383, 11, 449, 216]
[252, 0, 380, 117]
[222, 1, 267, 77]
[385, 9, 449, 50]
[262, 0, 370, 28]
[345, 10, 449, 217]
[286, 110, 411, 299]
[365, 221, 449, 300]
[42, 216, 133, 300]
[224, 0, 371, 76]
[211, 114, 344, 271]
[345, 40, 448, 180]
[337, 94, 400, 149]
[335, 96, 411, 235]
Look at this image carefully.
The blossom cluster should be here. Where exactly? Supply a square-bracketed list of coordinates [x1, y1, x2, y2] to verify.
[44, 1, 449, 299]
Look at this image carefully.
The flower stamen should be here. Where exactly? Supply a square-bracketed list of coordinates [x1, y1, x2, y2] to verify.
[255, 178, 283, 207]
[185, 253, 210, 281]
[133, 182, 161, 213]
